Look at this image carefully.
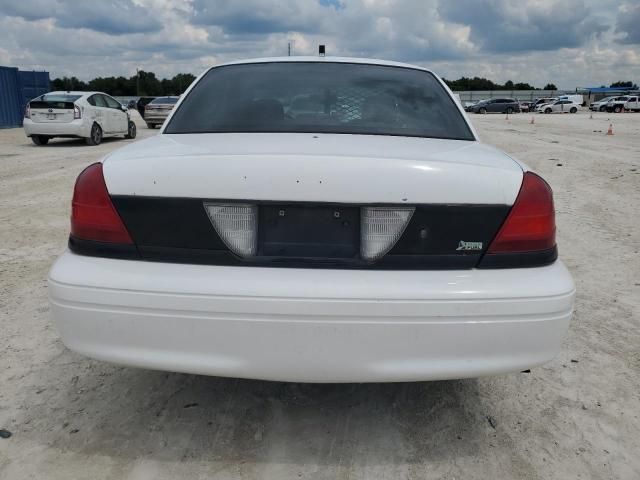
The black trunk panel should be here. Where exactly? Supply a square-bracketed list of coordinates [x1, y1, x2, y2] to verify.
[109, 196, 512, 269]
[112, 197, 227, 250]
[390, 205, 511, 255]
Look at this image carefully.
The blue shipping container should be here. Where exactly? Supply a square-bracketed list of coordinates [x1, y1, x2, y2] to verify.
[0, 66, 50, 128]
[0, 66, 24, 129]
[19, 70, 51, 110]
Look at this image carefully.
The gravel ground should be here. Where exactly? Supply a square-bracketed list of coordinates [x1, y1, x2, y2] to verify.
[0, 110, 639, 479]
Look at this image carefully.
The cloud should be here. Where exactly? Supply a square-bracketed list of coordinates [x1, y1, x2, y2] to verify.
[615, 2, 640, 44]
[439, 0, 608, 53]
[0, 0, 162, 34]
[191, 0, 332, 34]
[0, 0, 638, 89]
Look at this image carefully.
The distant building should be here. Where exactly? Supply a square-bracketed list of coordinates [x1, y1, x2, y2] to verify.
[0, 66, 50, 128]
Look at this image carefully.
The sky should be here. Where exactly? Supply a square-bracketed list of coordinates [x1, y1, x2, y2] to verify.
[0, 0, 638, 89]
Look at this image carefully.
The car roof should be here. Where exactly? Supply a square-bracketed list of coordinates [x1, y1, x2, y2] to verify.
[44, 91, 103, 97]
[210, 56, 435, 74]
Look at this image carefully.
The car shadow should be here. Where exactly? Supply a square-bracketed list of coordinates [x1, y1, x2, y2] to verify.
[18, 357, 491, 469]
[28, 137, 126, 148]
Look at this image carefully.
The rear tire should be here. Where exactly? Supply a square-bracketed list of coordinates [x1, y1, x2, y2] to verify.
[506, 107, 513, 114]
[31, 135, 49, 146]
[570, 107, 577, 113]
[86, 123, 102, 146]
[125, 121, 137, 139]
[614, 105, 622, 113]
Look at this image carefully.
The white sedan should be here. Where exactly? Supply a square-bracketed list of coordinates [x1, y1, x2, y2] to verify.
[23, 91, 136, 145]
[537, 99, 580, 114]
[48, 57, 575, 383]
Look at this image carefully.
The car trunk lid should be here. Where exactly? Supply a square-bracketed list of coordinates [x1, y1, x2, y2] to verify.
[92, 133, 530, 269]
[29, 100, 76, 124]
[103, 133, 523, 205]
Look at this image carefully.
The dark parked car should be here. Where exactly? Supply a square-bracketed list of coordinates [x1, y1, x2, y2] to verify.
[469, 98, 520, 114]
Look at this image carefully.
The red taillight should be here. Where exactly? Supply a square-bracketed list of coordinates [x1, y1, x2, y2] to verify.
[74, 104, 82, 119]
[25, 103, 30, 119]
[70, 163, 133, 244]
[487, 172, 556, 253]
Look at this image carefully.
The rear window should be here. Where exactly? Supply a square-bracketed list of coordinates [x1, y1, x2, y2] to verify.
[165, 62, 474, 141]
[30, 93, 82, 109]
[152, 97, 179, 104]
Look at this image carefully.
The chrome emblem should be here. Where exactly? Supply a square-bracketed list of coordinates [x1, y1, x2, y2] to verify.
[456, 240, 483, 251]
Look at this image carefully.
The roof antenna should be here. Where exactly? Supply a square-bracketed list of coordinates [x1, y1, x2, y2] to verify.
[318, 45, 326, 57]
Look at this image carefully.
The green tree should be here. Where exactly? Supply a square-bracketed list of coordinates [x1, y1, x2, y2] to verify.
[543, 83, 557, 91]
[443, 76, 501, 91]
[170, 73, 196, 94]
[51, 76, 88, 91]
[610, 81, 638, 89]
[136, 70, 162, 96]
[443, 76, 538, 91]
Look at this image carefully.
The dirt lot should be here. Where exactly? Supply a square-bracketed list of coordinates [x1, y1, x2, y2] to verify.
[0, 110, 639, 479]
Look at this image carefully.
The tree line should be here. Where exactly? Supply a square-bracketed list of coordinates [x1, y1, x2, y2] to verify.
[607, 81, 639, 89]
[442, 76, 555, 91]
[50, 70, 637, 96]
[51, 71, 197, 96]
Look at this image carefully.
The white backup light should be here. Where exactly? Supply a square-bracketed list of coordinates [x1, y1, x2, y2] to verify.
[360, 207, 415, 261]
[204, 203, 258, 257]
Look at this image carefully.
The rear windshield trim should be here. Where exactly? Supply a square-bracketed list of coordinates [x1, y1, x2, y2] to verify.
[30, 94, 82, 110]
[29, 101, 77, 110]
[165, 61, 475, 141]
[165, 130, 474, 142]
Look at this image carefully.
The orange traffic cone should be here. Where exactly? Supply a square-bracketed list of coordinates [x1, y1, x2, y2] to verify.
[530, 116, 535, 124]
[589, 112, 593, 119]
[606, 124, 614, 135]
[505, 113, 509, 120]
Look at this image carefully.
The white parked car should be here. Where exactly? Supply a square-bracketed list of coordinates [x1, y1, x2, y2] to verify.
[589, 96, 620, 112]
[24, 91, 137, 146]
[537, 99, 580, 114]
[48, 57, 575, 383]
[530, 97, 557, 112]
[557, 94, 583, 105]
[605, 95, 640, 113]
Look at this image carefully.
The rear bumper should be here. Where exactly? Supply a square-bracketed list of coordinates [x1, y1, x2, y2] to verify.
[49, 251, 575, 382]
[23, 118, 90, 137]
[144, 112, 169, 124]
